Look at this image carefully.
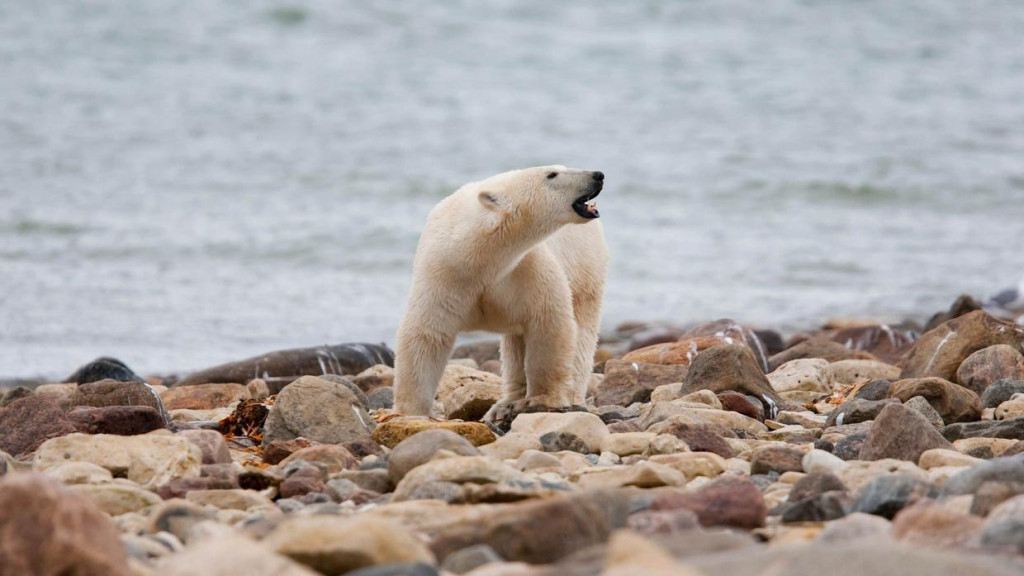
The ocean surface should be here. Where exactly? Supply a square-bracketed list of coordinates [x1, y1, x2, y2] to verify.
[3, 0, 1024, 378]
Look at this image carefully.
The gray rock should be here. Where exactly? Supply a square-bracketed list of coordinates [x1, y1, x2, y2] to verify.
[261, 376, 375, 447]
[781, 491, 851, 523]
[317, 374, 369, 409]
[981, 380, 1024, 409]
[387, 429, 479, 485]
[852, 474, 937, 519]
[825, 398, 897, 427]
[788, 471, 847, 503]
[440, 544, 502, 575]
[346, 564, 439, 576]
[832, 434, 867, 461]
[943, 454, 1024, 496]
[942, 417, 1024, 442]
[852, 379, 893, 401]
[903, 396, 944, 429]
[366, 387, 394, 410]
[540, 431, 591, 454]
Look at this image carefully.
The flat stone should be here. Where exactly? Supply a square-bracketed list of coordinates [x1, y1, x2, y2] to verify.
[185, 489, 274, 510]
[600, 432, 655, 456]
[942, 417, 1024, 442]
[68, 406, 165, 435]
[160, 383, 250, 410]
[34, 433, 202, 489]
[828, 360, 901, 387]
[72, 483, 163, 515]
[373, 419, 495, 449]
[750, 445, 806, 475]
[575, 461, 686, 489]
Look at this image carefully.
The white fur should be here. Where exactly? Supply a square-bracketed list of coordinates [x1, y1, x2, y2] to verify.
[393, 165, 609, 416]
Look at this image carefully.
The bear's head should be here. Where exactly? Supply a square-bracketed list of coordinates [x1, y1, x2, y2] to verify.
[476, 165, 604, 229]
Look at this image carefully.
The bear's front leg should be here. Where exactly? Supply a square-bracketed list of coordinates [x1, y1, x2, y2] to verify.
[393, 317, 457, 416]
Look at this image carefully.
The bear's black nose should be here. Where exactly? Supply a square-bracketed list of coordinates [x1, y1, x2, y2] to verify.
[592, 171, 604, 181]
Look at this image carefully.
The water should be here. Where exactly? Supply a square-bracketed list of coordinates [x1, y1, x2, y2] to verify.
[2, 0, 1024, 378]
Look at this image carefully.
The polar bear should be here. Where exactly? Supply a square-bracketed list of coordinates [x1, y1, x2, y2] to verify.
[393, 165, 608, 422]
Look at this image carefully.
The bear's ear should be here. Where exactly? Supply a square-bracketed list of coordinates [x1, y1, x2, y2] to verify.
[478, 190, 504, 212]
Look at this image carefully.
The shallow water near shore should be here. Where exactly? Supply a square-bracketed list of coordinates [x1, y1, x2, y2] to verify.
[2, 1, 1024, 377]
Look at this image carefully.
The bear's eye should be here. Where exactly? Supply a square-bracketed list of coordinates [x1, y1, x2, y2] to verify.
[546, 172, 558, 179]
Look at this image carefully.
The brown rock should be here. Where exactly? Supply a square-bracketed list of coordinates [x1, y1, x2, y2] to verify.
[956, 345, 1024, 397]
[68, 406, 165, 435]
[437, 365, 502, 421]
[174, 343, 394, 387]
[750, 445, 805, 475]
[429, 490, 630, 564]
[888, 377, 982, 423]
[900, 311, 1024, 383]
[829, 324, 917, 365]
[0, 395, 76, 457]
[682, 319, 771, 372]
[924, 294, 983, 333]
[0, 473, 130, 576]
[717, 391, 764, 420]
[595, 361, 689, 406]
[891, 499, 984, 547]
[646, 420, 734, 458]
[278, 444, 359, 474]
[261, 438, 314, 465]
[769, 338, 876, 372]
[160, 383, 250, 410]
[651, 476, 767, 529]
[679, 344, 787, 418]
[371, 419, 495, 449]
[65, 379, 170, 425]
[626, 326, 685, 352]
[279, 464, 326, 499]
[859, 403, 955, 462]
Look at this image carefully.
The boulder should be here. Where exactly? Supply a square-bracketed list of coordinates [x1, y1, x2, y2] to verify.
[0, 473, 130, 575]
[175, 343, 395, 387]
[34, 433, 202, 489]
[888, 378, 982, 424]
[0, 395, 76, 456]
[262, 376, 374, 447]
[899, 311, 1024, 383]
[768, 359, 834, 393]
[859, 403, 954, 461]
[678, 344, 786, 418]
[65, 379, 170, 425]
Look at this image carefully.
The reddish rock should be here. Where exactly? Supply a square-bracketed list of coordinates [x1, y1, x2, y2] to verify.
[174, 343, 394, 387]
[750, 445, 805, 475]
[0, 473, 130, 576]
[0, 395, 76, 457]
[594, 361, 688, 406]
[160, 383, 250, 410]
[681, 319, 770, 372]
[652, 476, 766, 529]
[955, 345, 1024, 397]
[829, 325, 917, 365]
[859, 403, 954, 462]
[279, 464, 326, 499]
[68, 406, 165, 435]
[65, 379, 170, 425]
[626, 326, 685, 352]
[888, 378, 982, 424]
[650, 421, 734, 458]
[924, 294, 983, 333]
[770, 339, 877, 372]
[278, 444, 359, 474]
[717, 392, 764, 420]
[262, 438, 315, 465]
[679, 344, 787, 417]
[900, 311, 1024, 383]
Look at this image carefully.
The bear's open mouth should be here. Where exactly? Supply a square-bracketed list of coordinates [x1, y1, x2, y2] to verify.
[572, 184, 602, 219]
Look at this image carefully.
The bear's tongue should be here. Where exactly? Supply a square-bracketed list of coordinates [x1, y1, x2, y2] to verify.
[572, 195, 600, 219]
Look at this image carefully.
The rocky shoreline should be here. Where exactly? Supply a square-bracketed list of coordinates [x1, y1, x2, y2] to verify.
[2, 301, 1024, 575]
